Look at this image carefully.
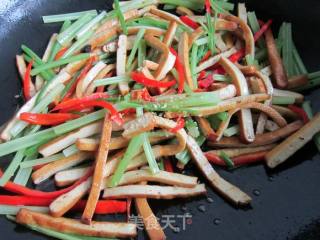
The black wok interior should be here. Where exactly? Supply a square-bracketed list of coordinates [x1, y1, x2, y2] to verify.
[0, 0, 320, 239]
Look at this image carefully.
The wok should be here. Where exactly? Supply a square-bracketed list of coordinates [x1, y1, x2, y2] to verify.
[0, 0, 320, 239]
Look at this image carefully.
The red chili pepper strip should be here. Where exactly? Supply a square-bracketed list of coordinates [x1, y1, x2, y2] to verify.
[164, 159, 174, 172]
[58, 100, 123, 125]
[229, 49, 246, 63]
[63, 56, 96, 100]
[0, 168, 93, 199]
[169, 117, 185, 133]
[0, 196, 126, 214]
[180, 16, 200, 30]
[205, 0, 211, 13]
[23, 60, 33, 101]
[95, 86, 105, 93]
[200, 51, 212, 64]
[73, 200, 127, 214]
[131, 72, 176, 88]
[54, 47, 69, 61]
[198, 74, 214, 89]
[254, 19, 273, 42]
[288, 105, 309, 124]
[169, 48, 185, 93]
[197, 71, 206, 81]
[120, 108, 136, 116]
[52, 93, 109, 112]
[20, 113, 80, 126]
[205, 151, 268, 167]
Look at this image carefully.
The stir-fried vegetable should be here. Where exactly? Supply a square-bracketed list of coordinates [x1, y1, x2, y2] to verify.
[1, 1, 320, 239]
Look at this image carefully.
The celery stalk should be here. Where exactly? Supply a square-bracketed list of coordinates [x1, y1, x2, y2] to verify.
[223, 125, 240, 137]
[57, 13, 93, 46]
[76, 11, 107, 39]
[292, 42, 308, 75]
[220, 151, 234, 169]
[190, 44, 199, 89]
[302, 101, 320, 152]
[109, 134, 144, 187]
[13, 153, 38, 186]
[62, 30, 94, 58]
[0, 150, 25, 186]
[63, 144, 79, 157]
[176, 135, 206, 165]
[94, 76, 130, 87]
[20, 153, 64, 169]
[31, 53, 90, 76]
[21, 45, 55, 80]
[114, 0, 128, 35]
[138, 39, 146, 68]
[48, 20, 71, 63]
[10, 84, 65, 138]
[159, 0, 204, 11]
[272, 96, 296, 105]
[126, 28, 146, 72]
[42, 10, 97, 23]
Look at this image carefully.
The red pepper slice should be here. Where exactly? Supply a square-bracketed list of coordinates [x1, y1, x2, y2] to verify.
[0, 195, 126, 214]
[205, 151, 267, 166]
[254, 19, 273, 42]
[23, 60, 33, 101]
[63, 56, 96, 100]
[197, 71, 207, 81]
[288, 105, 309, 124]
[169, 48, 185, 93]
[131, 72, 176, 88]
[0, 167, 93, 199]
[20, 113, 80, 126]
[198, 74, 214, 89]
[200, 51, 212, 64]
[205, 0, 211, 13]
[180, 16, 200, 30]
[169, 117, 185, 133]
[52, 93, 109, 112]
[59, 100, 123, 125]
[54, 47, 69, 61]
[229, 49, 246, 63]
[73, 200, 127, 214]
[163, 159, 174, 172]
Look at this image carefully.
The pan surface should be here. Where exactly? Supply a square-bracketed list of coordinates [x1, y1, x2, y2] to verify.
[0, 0, 320, 239]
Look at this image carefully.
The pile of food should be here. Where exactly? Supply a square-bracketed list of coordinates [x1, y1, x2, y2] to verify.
[0, 0, 320, 239]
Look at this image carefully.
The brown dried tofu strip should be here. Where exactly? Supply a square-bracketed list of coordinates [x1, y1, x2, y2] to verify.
[222, 14, 255, 57]
[39, 121, 103, 157]
[206, 144, 276, 158]
[32, 152, 92, 185]
[186, 136, 251, 205]
[76, 132, 173, 152]
[89, 27, 118, 49]
[208, 121, 303, 148]
[179, 32, 195, 89]
[82, 116, 112, 224]
[163, 21, 178, 47]
[17, 208, 137, 238]
[272, 105, 299, 120]
[265, 28, 288, 89]
[219, 56, 255, 143]
[214, 102, 287, 142]
[103, 184, 206, 199]
[135, 197, 166, 240]
[105, 169, 198, 188]
[287, 75, 308, 89]
[117, 34, 129, 95]
[266, 113, 320, 168]
[196, 117, 218, 141]
[188, 93, 270, 117]
[176, 6, 194, 16]
[144, 33, 176, 80]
